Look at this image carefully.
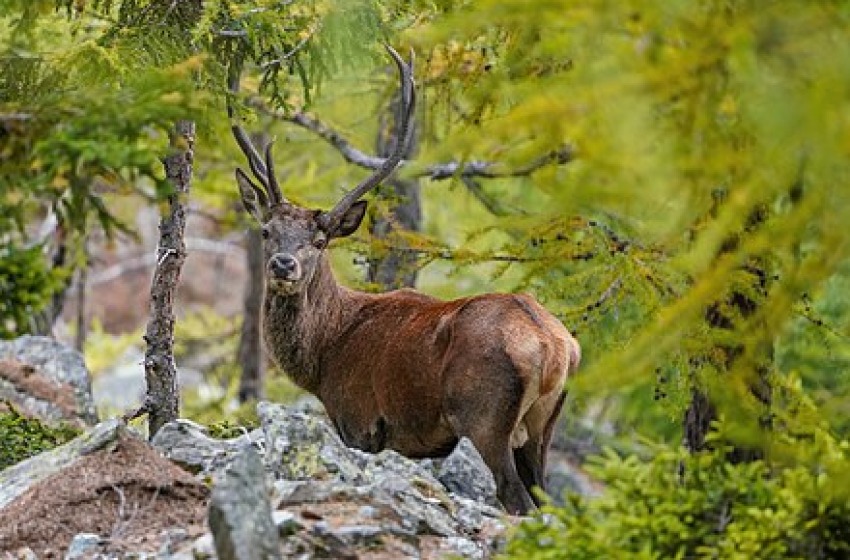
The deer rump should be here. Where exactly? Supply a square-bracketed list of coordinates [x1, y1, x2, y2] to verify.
[300, 289, 576, 513]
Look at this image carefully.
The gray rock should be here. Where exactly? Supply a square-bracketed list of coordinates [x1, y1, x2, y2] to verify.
[208, 445, 280, 560]
[546, 451, 602, 501]
[438, 437, 498, 506]
[0, 335, 97, 425]
[170, 533, 216, 560]
[444, 536, 486, 559]
[330, 524, 385, 546]
[363, 448, 443, 491]
[272, 510, 303, 537]
[258, 401, 364, 484]
[64, 533, 102, 559]
[289, 394, 325, 414]
[370, 480, 458, 537]
[0, 418, 124, 509]
[151, 418, 262, 476]
[451, 494, 504, 534]
[158, 527, 190, 556]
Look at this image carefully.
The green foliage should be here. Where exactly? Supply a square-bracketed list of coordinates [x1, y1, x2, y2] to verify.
[0, 243, 66, 338]
[206, 418, 259, 440]
[0, 405, 80, 471]
[505, 442, 850, 560]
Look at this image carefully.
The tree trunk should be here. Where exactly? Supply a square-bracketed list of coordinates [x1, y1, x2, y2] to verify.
[74, 244, 88, 352]
[143, 120, 194, 437]
[31, 223, 69, 337]
[367, 89, 421, 289]
[684, 205, 774, 460]
[237, 224, 265, 402]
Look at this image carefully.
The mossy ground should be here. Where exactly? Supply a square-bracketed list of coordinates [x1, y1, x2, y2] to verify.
[0, 405, 80, 471]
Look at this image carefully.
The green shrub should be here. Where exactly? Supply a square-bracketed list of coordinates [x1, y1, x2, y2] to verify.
[504, 443, 850, 560]
[0, 244, 66, 339]
[0, 406, 80, 470]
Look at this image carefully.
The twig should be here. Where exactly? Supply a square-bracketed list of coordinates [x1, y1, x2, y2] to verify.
[460, 177, 515, 216]
[261, 35, 311, 69]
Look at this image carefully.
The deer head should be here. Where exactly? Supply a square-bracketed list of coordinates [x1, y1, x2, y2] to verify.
[232, 45, 416, 297]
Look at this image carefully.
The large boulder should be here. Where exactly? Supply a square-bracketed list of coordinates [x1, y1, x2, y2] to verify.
[208, 445, 280, 560]
[0, 335, 97, 426]
[438, 437, 499, 506]
[151, 418, 263, 476]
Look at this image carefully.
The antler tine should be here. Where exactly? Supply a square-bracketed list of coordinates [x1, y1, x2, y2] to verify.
[228, 64, 282, 205]
[264, 140, 285, 205]
[319, 44, 416, 231]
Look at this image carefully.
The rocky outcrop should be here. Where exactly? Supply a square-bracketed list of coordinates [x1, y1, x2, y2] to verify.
[1, 400, 599, 558]
[0, 335, 97, 426]
[162, 402, 510, 559]
[151, 418, 263, 476]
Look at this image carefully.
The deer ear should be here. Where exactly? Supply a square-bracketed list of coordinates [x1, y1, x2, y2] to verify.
[235, 168, 268, 222]
[329, 200, 367, 238]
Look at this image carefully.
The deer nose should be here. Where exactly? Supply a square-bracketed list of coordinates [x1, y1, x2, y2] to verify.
[269, 254, 300, 280]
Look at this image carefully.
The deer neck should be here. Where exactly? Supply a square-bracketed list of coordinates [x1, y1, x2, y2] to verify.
[262, 254, 354, 393]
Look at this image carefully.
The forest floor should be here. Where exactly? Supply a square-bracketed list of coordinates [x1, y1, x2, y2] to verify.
[0, 433, 209, 556]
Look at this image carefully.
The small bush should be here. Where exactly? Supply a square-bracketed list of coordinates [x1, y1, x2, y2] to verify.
[504, 443, 850, 559]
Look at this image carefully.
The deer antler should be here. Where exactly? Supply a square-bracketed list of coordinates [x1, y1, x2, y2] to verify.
[228, 65, 286, 206]
[318, 44, 416, 232]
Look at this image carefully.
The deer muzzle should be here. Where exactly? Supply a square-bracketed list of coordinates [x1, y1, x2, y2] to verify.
[268, 253, 301, 284]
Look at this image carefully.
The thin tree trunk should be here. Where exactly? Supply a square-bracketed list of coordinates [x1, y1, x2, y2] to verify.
[367, 89, 421, 289]
[142, 120, 194, 437]
[31, 223, 70, 337]
[74, 242, 88, 352]
[238, 224, 265, 402]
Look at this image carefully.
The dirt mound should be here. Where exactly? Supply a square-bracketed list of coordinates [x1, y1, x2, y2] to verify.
[0, 433, 209, 556]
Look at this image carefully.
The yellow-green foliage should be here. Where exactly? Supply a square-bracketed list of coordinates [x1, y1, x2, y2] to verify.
[0, 406, 80, 471]
[83, 319, 140, 376]
[505, 443, 850, 560]
[506, 375, 850, 558]
[0, 245, 66, 339]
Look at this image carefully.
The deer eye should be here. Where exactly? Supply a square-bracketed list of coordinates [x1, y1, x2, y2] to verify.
[313, 233, 327, 249]
[261, 227, 270, 239]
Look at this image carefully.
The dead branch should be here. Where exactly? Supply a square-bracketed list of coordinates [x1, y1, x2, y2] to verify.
[251, 100, 574, 182]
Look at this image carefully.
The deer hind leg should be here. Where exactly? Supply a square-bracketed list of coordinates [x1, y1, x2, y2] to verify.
[443, 362, 536, 515]
[514, 390, 566, 506]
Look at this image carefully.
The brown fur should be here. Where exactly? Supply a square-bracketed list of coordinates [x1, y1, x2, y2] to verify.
[245, 199, 580, 514]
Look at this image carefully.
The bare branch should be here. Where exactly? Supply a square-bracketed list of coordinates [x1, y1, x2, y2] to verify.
[255, 101, 574, 182]
[0, 112, 33, 122]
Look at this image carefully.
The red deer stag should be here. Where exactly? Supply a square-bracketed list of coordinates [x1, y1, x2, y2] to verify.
[231, 46, 580, 514]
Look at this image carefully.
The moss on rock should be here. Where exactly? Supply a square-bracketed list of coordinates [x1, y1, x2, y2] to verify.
[0, 405, 80, 471]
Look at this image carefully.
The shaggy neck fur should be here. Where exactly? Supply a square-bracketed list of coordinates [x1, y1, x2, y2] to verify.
[262, 255, 356, 393]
